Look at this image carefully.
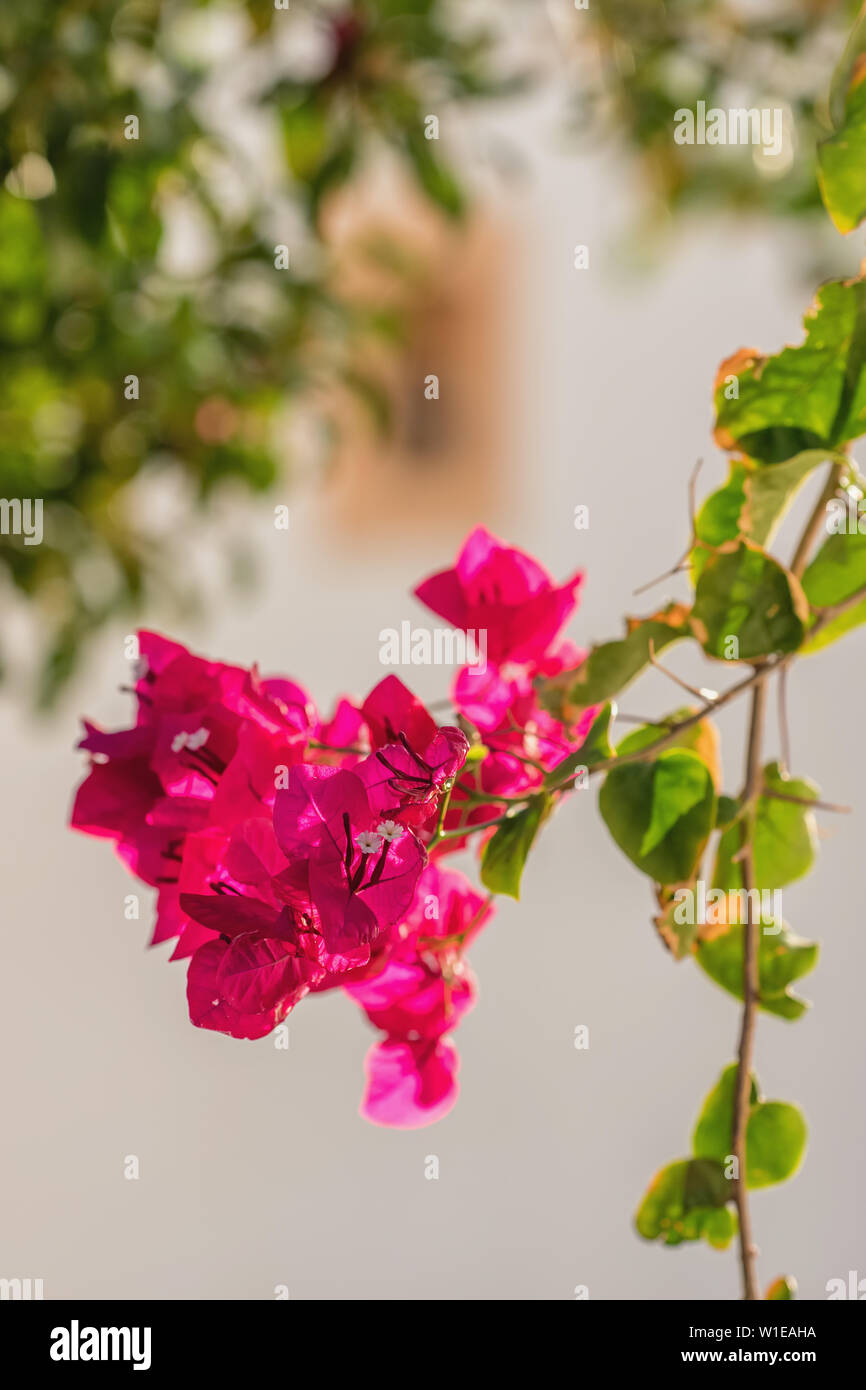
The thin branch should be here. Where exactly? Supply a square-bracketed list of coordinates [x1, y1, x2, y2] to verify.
[548, 659, 780, 791]
[688, 457, 704, 530]
[632, 461, 703, 597]
[632, 556, 690, 598]
[809, 579, 866, 633]
[763, 788, 851, 814]
[731, 679, 768, 1303]
[434, 811, 519, 842]
[790, 461, 844, 578]
[777, 665, 791, 773]
[648, 638, 717, 704]
[454, 786, 532, 806]
[613, 712, 679, 726]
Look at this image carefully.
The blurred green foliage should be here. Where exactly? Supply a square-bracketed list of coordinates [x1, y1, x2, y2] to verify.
[0, 0, 508, 703]
[573, 0, 862, 233]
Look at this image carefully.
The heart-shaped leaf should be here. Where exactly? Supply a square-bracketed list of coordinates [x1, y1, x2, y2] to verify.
[692, 1063, 808, 1190]
[697, 921, 819, 1020]
[691, 541, 809, 660]
[713, 762, 819, 892]
[713, 276, 866, 462]
[635, 1158, 736, 1249]
[600, 749, 716, 884]
[480, 794, 550, 900]
[819, 44, 866, 233]
[537, 604, 690, 717]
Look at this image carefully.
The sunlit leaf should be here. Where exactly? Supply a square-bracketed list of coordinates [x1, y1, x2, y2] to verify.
[480, 794, 549, 900]
[691, 541, 809, 660]
[538, 604, 691, 718]
[697, 921, 819, 1020]
[635, 1158, 736, 1249]
[692, 1063, 808, 1190]
[714, 276, 866, 462]
[543, 701, 614, 789]
[820, 41, 866, 232]
[713, 762, 819, 892]
[600, 749, 715, 884]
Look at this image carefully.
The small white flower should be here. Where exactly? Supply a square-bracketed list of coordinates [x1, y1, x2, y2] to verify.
[376, 819, 403, 843]
[170, 731, 189, 753]
[186, 726, 210, 750]
[356, 831, 383, 855]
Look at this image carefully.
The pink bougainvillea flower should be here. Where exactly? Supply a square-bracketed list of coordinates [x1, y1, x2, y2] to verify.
[345, 864, 490, 1042]
[186, 936, 321, 1040]
[273, 763, 427, 956]
[71, 538, 587, 1129]
[357, 726, 468, 826]
[414, 526, 584, 667]
[131, 631, 248, 722]
[354, 676, 468, 825]
[314, 696, 369, 766]
[71, 634, 327, 972]
[360, 1038, 460, 1128]
[71, 735, 161, 844]
[361, 674, 438, 751]
[178, 817, 328, 1037]
[347, 864, 494, 1126]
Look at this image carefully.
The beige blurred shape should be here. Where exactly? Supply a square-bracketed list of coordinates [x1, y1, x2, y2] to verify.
[319, 159, 510, 536]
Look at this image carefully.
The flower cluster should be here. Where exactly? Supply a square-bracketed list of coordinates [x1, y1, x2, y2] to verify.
[71, 528, 590, 1126]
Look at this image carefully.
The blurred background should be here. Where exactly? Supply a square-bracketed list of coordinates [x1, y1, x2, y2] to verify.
[1, 0, 865, 1300]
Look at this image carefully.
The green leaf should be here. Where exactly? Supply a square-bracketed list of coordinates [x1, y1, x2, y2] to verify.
[690, 541, 809, 660]
[819, 49, 866, 233]
[714, 276, 866, 461]
[714, 762, 819, 892]
[537, 603, 691, 717]
[614, 707, 721, 789]
[692, 1063, 758, 1160]
[830, 6, 866, 130]
[803, 518, 866, 606]
[801, 522, 866, 651]
[543, 701, 614, 789]
[748, 1103, 809, 1188]
[639, 757, 712, 856]
[479, 794, 549, 899]
[801, 594, 866, 652]
[697, 921, 819, 1020]
[695, 460, 748, 555]
[693, 452, 839, 579]
[742, 452, 841, 547]
[692, 1063, 807, 1189]
[600, 749, 715, 884]
[715, 794, 740, 829]
[635, 1158, 736, 1248]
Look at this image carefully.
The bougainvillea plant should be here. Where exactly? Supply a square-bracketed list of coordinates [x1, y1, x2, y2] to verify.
[71, 13, 866, 1300]
[70, 528, 589, 1127]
